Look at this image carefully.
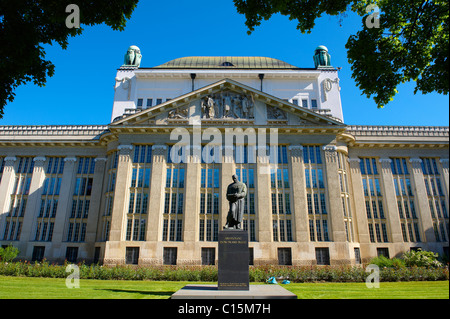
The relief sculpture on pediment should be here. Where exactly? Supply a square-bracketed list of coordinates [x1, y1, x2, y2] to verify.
[201, 91, 255, 120]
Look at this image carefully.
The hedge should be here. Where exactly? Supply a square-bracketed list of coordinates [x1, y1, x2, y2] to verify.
[0, 261, 448, 283]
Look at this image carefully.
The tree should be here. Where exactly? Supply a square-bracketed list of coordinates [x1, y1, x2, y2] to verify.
[233, 0, 449, 108]
[0, 0, 139, 118]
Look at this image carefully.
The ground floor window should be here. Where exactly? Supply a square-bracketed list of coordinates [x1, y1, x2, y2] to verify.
[66, 247, 79, 263]
[32, 246, 45, 262]
[201, 248, 215, 265]
[126, 247, 140, 265]
[377, 247, 390, 258]
[278, 248, 292, 266]
[163, 247, 178, 265]
[316, 248, 330, 265]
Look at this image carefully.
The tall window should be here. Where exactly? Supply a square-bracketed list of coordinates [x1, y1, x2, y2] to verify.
[361, 158, 389, 243]
[163, 155, 185, 242]
[304, 146, 329, 242]
[101, 151, 118, 241]
[2, 157, 34, 241]
[391, 158, 421, 242]
[235, 145, 256, 242]
[66, 157, 95, 243]
[270, 145, 293, 242]
[199, 146, 220, 242]
[126, 145, 152, 242]
[338, 152, 354, 242]
[35, 157, 64, 242]
[422, 158, 448, 242]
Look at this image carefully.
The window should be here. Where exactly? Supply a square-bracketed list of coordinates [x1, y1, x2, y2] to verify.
[422, 158, 448, 242]
[66, 157, 95, 243]
[2, 157, 34, 241]
[201, 248, 215, 265]
[101, 151, 118, 241]
[270, 146, 293, 242]
[66, 247, 79, 263]
[305, 146, 330, 242]
[235, 145, 257, 242]
[156, 98, 163, 105]
[199, 146, 220, 242]
[316, 248, 330, 265]
[311, 99, 318, 109]
[391, 158, 422, 243]
[163, 163, 185, 242]
[163, 248, 178, 266]
[302, 99, 308, 108]
[377, 248, 390, 258]
[32, 246, 45, 262]
[338, 152, 354, 242]
[127, 146, 152, 242]
[137, 98, 144, 108]
[126, 247, 140, 265]
[278, 248, 292, 266]
[146, 99, 153, 108]
[361, 158, 389, 243]
[354, 248, 361, 264]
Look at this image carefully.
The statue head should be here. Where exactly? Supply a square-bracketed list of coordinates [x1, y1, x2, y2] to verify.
[232, 174, 239, 183]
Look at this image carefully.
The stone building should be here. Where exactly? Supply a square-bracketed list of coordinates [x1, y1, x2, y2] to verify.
[0, 46, 448, 266]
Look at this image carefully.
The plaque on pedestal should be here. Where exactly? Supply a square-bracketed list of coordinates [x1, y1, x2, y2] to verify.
[218, 230, 249, 291]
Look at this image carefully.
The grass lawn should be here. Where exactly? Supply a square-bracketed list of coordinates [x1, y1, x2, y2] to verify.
[0, 276, 448, 299]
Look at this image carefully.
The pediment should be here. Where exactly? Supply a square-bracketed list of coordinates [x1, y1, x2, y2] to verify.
[110, 79, 345, 128]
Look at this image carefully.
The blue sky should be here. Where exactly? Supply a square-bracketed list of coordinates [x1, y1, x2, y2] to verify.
[1, 0, 448, 126]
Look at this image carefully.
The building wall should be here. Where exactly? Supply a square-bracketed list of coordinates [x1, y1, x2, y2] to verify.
[0, 136, 448, 266]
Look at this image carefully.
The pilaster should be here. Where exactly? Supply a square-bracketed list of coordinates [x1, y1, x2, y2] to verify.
[256, 146, 272, 243]
[0, 157, 17, 237]
[183, 146, 201, 242]
[20, 157, 47, 246]
[109, 145, 133, 242]
[146, 145, 167, 242]
[288, 146, 309, 242]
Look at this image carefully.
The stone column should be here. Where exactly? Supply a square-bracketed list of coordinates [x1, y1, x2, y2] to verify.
[409, 158, 436, 242]
[256, 146, 272, 244]
[146, 145, 167, 242]
[288, 146, 308, 243]
[439, 159, 449, 207]
[323, 146, 347, 243]
[20, 157, 47, 256]
[109, 145, 133, 242]
[0, 157, 17, 237]
[183, 146, 201, 243]
[378, 158, 403, 244]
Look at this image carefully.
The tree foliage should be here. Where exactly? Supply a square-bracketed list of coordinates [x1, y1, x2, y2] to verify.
[233, 0, 449, 108]
[0, 0, 139, 118]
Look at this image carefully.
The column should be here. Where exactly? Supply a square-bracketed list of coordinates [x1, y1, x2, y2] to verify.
[256, 145, 272, 243]
[439, 159, 449, 206]
[409, 158, 436, 242]
[20, 157, 47, 245]
[109, 145, 133, 242]
[0, 157, 17, 237]
[378, 158, 403, 244]
[51, 157, 77, 247]
[146, 145, 167, 242]
[288, 146, 309, 243]
[183, 145, 201, 243]
[323, 146, 347, 243]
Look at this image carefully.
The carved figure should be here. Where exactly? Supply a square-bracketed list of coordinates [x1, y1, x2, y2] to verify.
[124, 45, 142, 67]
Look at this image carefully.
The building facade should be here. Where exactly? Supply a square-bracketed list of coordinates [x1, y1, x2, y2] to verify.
[0, 47, 448, 266]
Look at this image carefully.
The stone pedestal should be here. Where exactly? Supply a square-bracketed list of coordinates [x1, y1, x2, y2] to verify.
[218, 230, 249, 291]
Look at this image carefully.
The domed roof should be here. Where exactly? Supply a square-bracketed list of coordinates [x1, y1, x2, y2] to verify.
[153, 56, 299, 69]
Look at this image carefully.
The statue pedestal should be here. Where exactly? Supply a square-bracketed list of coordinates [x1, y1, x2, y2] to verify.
[218, 230, 249, 291]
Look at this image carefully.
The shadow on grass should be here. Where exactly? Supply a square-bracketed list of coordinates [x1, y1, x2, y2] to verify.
[95, 288, 174, 297]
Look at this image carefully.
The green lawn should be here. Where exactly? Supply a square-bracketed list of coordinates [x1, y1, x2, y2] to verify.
[0, 276, 448, 299]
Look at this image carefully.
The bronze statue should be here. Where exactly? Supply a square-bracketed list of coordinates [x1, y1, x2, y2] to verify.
[224, 175, 247, 230]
